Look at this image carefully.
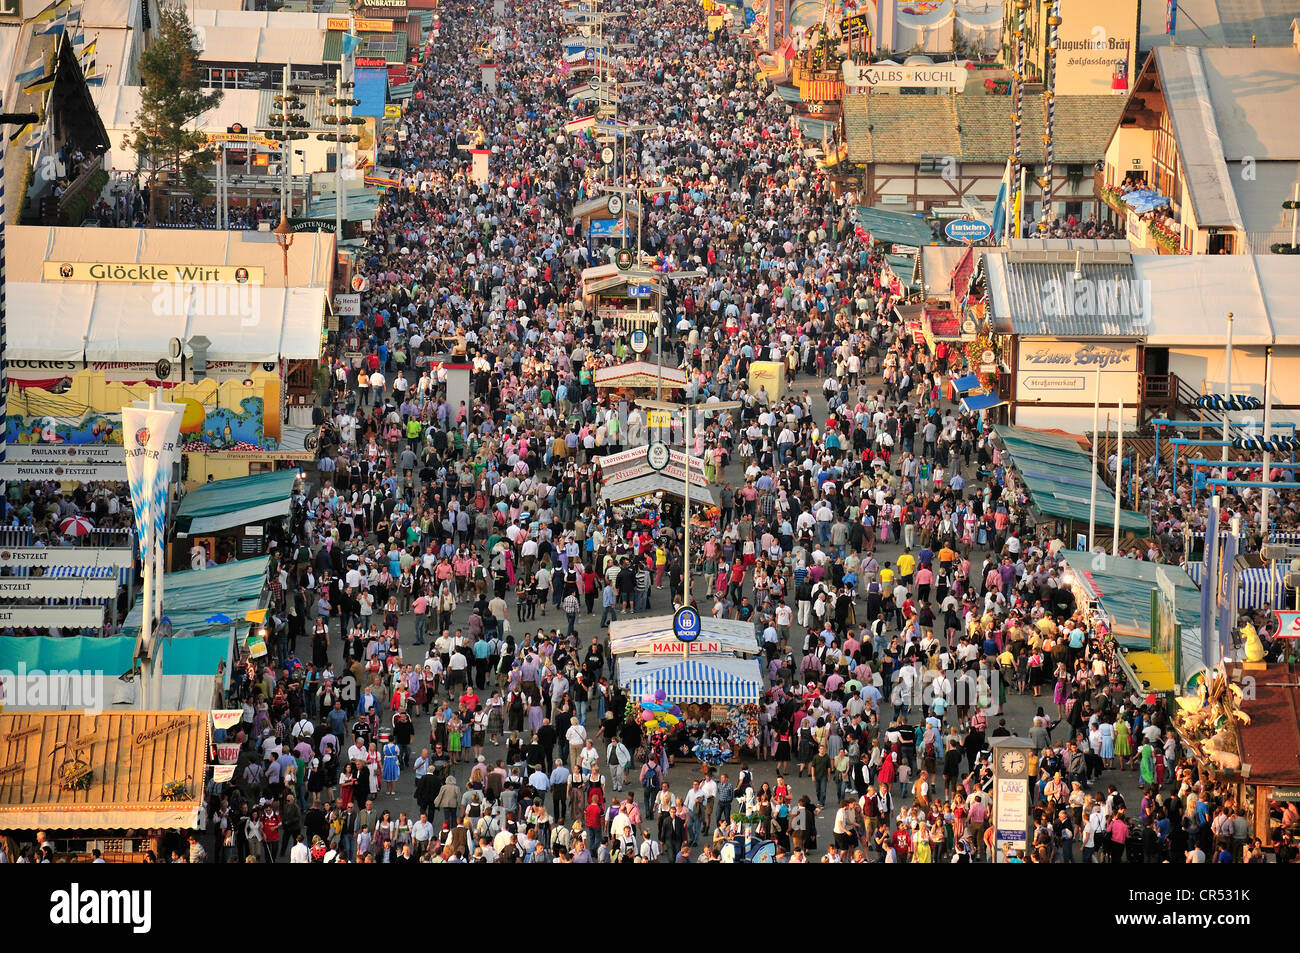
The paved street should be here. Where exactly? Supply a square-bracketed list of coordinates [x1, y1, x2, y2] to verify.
[283, 374, 1147, 861]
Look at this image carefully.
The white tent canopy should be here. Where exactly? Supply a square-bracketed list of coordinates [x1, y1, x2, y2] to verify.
[7, 284, 327, 362]
[1135, 255, 1300, 346]
[608, 614, 760, 657]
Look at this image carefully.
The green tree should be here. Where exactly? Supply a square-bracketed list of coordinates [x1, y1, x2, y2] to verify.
[129, 1, 222, 224]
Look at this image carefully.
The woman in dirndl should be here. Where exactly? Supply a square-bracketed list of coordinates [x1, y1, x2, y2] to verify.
[382, 739, 400, 795]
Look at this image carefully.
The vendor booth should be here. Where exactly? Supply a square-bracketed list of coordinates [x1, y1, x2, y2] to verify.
[122, 558, 270, 641]
[613, 613, 767, 764]
[991, 424, 1150, 542]
[1059, 551, 1200, 701]
[617, 655, 765, 705]
[0, 710, 209, 861]
[1175, 661, 1300, 850]
[170, 471, 297, 569]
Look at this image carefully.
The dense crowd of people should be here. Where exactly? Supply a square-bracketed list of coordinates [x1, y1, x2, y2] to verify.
[8, 0, 1295, 867]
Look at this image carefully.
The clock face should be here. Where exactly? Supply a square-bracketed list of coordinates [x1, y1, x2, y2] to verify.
[999, 750, 1026, 776]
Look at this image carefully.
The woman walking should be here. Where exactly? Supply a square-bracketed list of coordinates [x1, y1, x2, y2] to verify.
[382, 736, 400, 796]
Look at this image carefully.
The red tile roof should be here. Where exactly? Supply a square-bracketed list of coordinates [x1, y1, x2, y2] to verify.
[1238, 664, 1300, 786]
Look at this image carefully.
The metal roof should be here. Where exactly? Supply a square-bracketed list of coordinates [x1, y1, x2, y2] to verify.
[992, 426, 1150, 535]
[1148, 46, 1247, 230]
[989, 255, 1148, 337]
[322, 28, 407, 63]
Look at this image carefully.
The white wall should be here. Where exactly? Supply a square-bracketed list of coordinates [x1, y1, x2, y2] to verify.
[1014, 403, 1101, 434]
[1167, 344, 1300, 426]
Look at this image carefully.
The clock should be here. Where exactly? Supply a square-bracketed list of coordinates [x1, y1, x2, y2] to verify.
[999, 750, 1027, 776]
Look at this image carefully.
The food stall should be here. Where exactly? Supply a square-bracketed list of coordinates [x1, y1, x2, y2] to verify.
[0, 711, 209, 862]
[613, 613, 767, 762]
[1174, 661, 1300, 849]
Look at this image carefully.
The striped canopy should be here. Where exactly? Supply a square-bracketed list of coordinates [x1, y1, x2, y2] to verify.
[1185, 561, 1285, 610]
[43, 566, 117, 579]
[617, 656, 765, 706]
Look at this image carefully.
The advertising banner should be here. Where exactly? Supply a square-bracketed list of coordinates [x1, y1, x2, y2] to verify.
[0, 548, 134, 569]
[121, 406, 172, 559]
[1200, 500, 1219, 665]
[0, 606, 106, 627]
[0, 578, 119, 599]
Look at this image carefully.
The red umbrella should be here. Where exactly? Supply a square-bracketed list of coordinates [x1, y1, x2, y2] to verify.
[60, 515, 94, 537]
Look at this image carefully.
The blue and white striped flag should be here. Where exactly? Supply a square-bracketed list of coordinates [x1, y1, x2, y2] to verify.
[16, 61, 45, 84]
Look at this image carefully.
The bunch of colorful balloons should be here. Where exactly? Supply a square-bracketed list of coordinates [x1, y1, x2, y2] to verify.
[639, 690, 682, 732]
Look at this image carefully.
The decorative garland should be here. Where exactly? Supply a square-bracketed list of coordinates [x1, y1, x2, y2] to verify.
[963, 331, 1000, 390]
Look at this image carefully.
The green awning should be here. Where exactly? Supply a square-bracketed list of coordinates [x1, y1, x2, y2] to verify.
[0, 636, 135, 675]
[992, 425, 1150, 535]
[774, 85, 802, 104]
[174, 471, 297, 535]
[855, 206, 937, 247]
[1059, 552, 1200, 645]
[389, 82, 415, 100]
[885, 254, 920, 289]
[122, 557, 270, 636]
[156, 632, 235, 678]
[795, 116, 836, 140]
[305, 189, 381, 224]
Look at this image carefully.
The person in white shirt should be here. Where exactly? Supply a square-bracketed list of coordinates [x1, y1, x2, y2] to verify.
[579, 740, 600, 775]
[289, 835, 311, 863]
[565, 721, 587, 768]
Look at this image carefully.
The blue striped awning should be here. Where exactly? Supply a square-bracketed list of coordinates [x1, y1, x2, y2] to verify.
[617, 656, 765, 706]
[44, 566, 118, 579]
[1185, 561, 1284, 610]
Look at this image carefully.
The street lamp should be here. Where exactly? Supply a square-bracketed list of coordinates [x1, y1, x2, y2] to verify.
[274, 212, 295, 280]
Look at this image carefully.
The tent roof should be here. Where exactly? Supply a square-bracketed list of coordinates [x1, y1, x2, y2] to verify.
[592, 361, 687, 388]
[8, 225, 336, 289]
[0, 636, 134, 675]
[991, 425, 1150, 534]
[855, 206, 936, 247]
[5, 284, 325, 363]
[1136, 254, 1300, 346]
[599, 474, 717, 506]
[155, 631, 234, 677]
[0, 711, 207, 831]
[1060, 552, 1201, 643]
[608, 614, 760, 656]
[174, 473, 297, 535]
[122, 557, 270, 636]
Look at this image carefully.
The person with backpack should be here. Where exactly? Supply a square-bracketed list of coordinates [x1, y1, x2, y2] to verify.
[640, 759, 662, 815]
